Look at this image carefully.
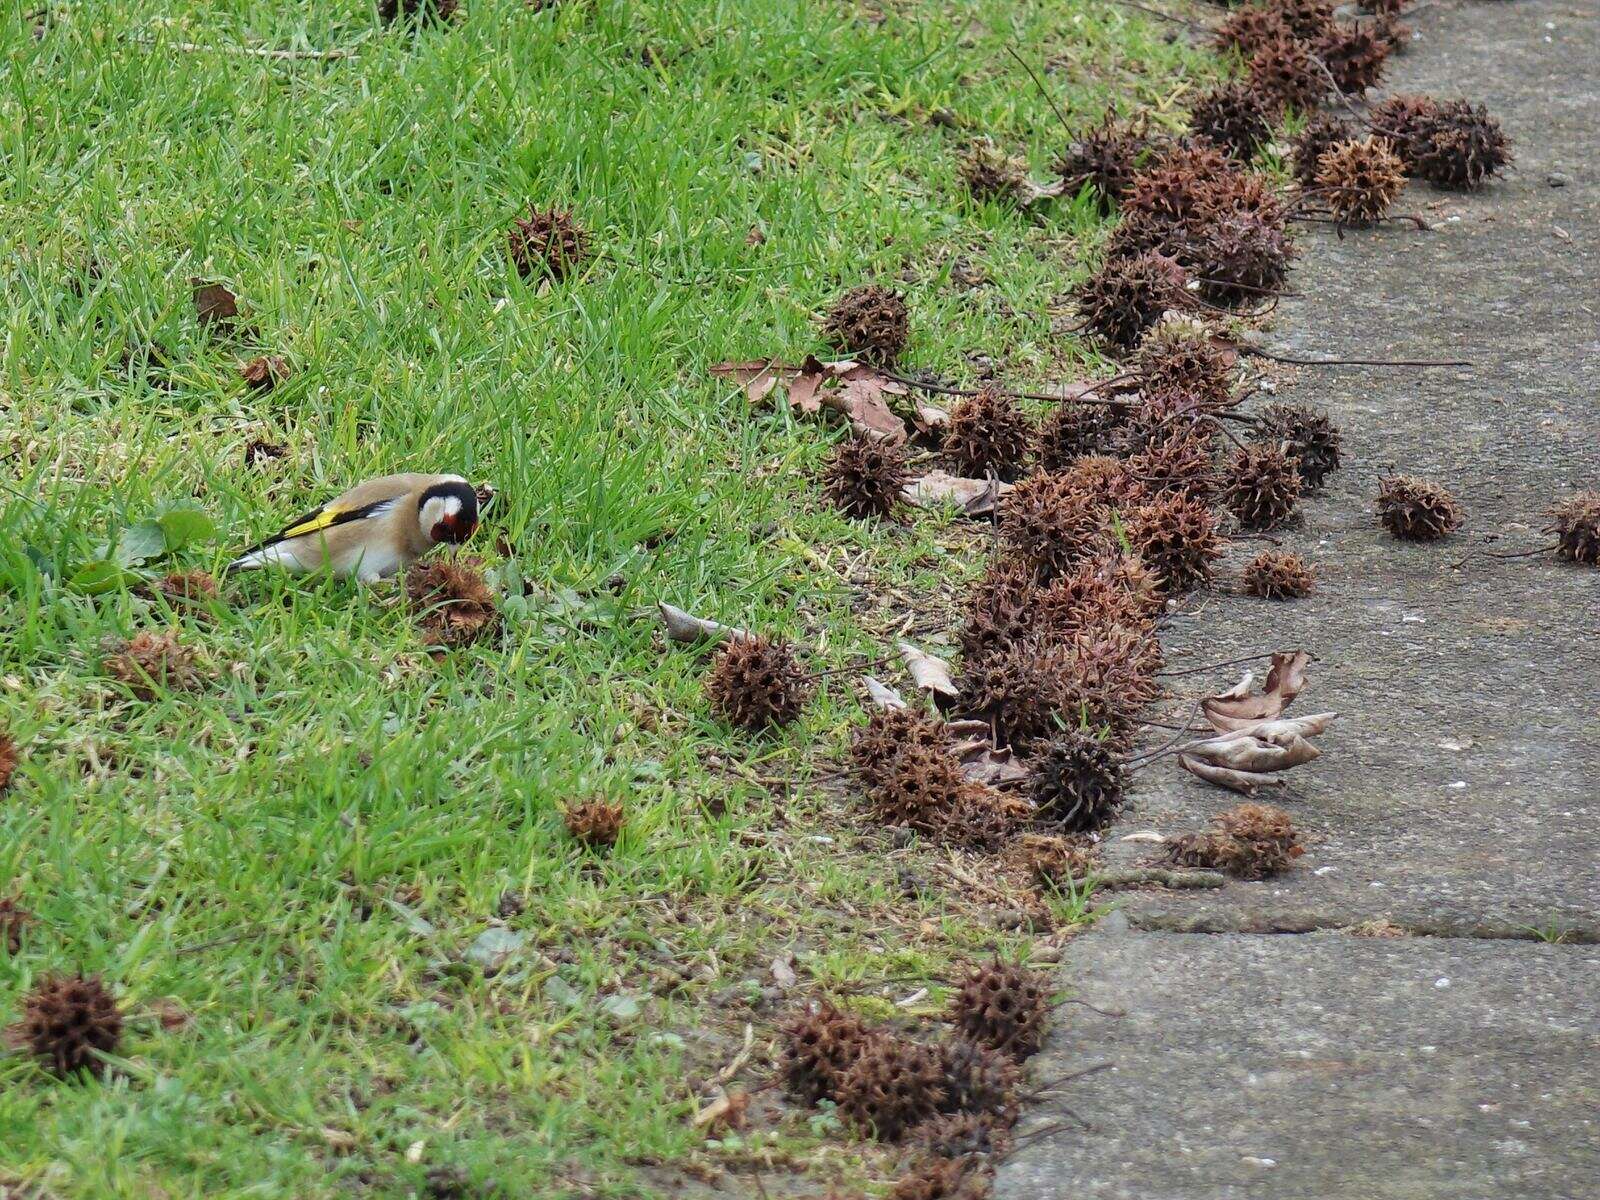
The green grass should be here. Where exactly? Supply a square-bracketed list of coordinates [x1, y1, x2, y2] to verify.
[0, 2, 1208, 1196]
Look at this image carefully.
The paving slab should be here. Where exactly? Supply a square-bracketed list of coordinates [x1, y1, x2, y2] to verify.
[997, 925, 1600, 1200]
[1095, 0, 1600, 940]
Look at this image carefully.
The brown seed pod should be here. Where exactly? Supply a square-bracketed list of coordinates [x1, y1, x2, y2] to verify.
[705, 635, 810, 729]
[862, 741, 977, 833]
[914, 1111, 1013, 1160]
[1223, 442, 1303, 530]
[1242, 549, 1316, 598]
[1023, 834, 1101, 890]
[153, 570, 220, 606]
[949, 960, 1050, 1060]
[998, 472, 1115, 581]
[379, 0, 460, 23]
[777, 1003, 879, 1105]
[1314, 136, 1406, 226]
[1408, 99, 1512, 190]
[956, 639, 1073, 750]
[1358, 0, 1405, 13]
[958, 558, 1042, 664]
[1376, 476, 1463, 541]
[12, 973, 124, 1077]
[1074, 250, 1190, 349]
[1546, 492, 1600, 567]
[823, 433, 910, 520]
[1192, 213, 1297, 307]
[1366, 94, 1440, 170]
[1058, 624, 1163, 742]
[1291, 114, 1355, 188]
[1255, 402, 1342, 490]
[1101, 206, 1186, 264]
[1189, 82, 1276, 161]
[889, 1156, 989, 1200]
[850, 708, 949, 794]
[1127, 425, 1220, 504]
[1123, 143, 1233, 227]
[240, 355, 289, 393]
[1203, 168, 1290, 227]
[1168, 802, 1303, 879]
[944, 387, 1034, 481]
[1030, 729, 1125, 833]
[406, 558, 500, 647]
[1213, 6, 1292, 55]
[1036, 402, 1119, 472]
[1036, 558, 1155, 642]
[103, 630, 204, 700]
[0, 726, 18, 796]
[1267, 0, 1338, 40]
[562, 798, 624, 848]
[0, 894, 32, 955]
[824, 284, 910, 365]
[1133, 319, 1235, 409]
[1054, 116, 1148, 210]
[1127, 492, 1224, 591]
[1058, 455, 1150, 513]
[937, 1035, 1022, 1120]
[836, 1033, 948, 1140]
[958, 139, 1032, 205]
[1315, 21, 1392, 95]
[1248, 33, 1331, 112]
[507, 205, 591, 281]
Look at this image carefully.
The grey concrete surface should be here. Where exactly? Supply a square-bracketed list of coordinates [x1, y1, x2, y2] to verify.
[1098, 0, 1600, 940]
[997, 927, 1600, 1200]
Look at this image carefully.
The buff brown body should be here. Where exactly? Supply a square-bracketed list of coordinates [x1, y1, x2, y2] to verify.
[229, 473, 485, 583]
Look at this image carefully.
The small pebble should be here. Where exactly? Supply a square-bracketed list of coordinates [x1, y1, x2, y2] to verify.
[1546, 172, 1572, 187]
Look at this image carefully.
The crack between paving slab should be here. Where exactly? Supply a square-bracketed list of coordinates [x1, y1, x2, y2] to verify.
[1125, 909, 1598, 945]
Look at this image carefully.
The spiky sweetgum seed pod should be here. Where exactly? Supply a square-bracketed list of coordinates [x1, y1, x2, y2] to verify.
[1123, 143, 1233, 225]
[958, 139, 1032, 204]
[1242, 549, 1316, 599]
[836, 1034, 947, 1141]
[1224, 442, 1303, 530]
[1059, 625, 1164, 741]
[1213, 6, 1292, 55]
[1271, 0, 1338, 39]
[1256, 401, 1342, 490]
[1315, 136, 1406, 226]
[1546, 492, 1600, 567]
[1036, 562, 1154, 643]
[850, 708, 948, 793]
[1189, 83, 1275, 161]
[1315, 22, 1392, 95]
[104, 630, 203, 700]
[958, 559, 1041, 664]
[1058, 454, 1149, 512]
[1036, 402, 1118, 472]
[1367, 94, 1440, 169]
[1292, 115, 1355, 188]
[998, 472, 1116, 581]
[778, 1003, 878, 1105]
[1409, 100, 1512, 190]
[1133, 320, 1235, 407]
[1193, 214, 1297, 307]
[562, 798, 624, 848]
[1201, 168, 1290, 227]
[824, 434, 910, 520]
[0, 727, 17, 795]
[937, 1035, 1022, 1120]
[1074, 251, 1190, 349]
[1248, 34, 1330, 112]
[406, 558, 500, 647]
[0, 894, 32, 955]
[864, 742, 973, 831]
[1169, 802, 1303, 879]
[1376, 476, 1463, 541]
[950, 960, 1050, 1060]
[1023, 834, 1100, 890]
[1127, 492, 1224, 592]
[154, 570, 220, 606]
[507, 206, 591, 281]
[1127, 426, 1220, 505]
[944, 387, 1034, 480]
[705, 635, 809, 730]
[824, 284, 909, 365]
[1031, 729, 1125, 833]
[15, 974, 124, 1077]
[889, 1157, 989, 1200]
[955, 639, 1072, 750]
[915, 1111, 1012, 1161]
[1054, 117, 1147, 210]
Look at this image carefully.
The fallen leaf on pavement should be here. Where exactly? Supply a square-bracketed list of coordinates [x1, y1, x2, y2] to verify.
[1201, 650, 1312, 729]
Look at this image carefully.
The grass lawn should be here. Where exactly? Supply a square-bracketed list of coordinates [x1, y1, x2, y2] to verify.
[0, 2, 1207, 1196]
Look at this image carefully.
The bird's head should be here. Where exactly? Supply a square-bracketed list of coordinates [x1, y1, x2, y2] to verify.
[419, 478, 481, 546]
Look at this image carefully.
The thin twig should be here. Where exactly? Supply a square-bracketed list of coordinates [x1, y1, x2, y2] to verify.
[1239, 345, 1470, 368]
[1156, 651, 1277, 678]
[128, 35, 357, 61]
[884, 370, 1142, 408]
[1005, 44, 1074, 138]
[1097, 0, 1208, 31]
[1448, 544, 1555, 570]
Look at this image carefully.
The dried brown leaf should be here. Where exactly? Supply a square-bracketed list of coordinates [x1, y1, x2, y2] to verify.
[898, 641, 958, 701]
[902, 471, 1012, 518]
[1201, 650, 1311, 728]
[658, 603, 750, 646]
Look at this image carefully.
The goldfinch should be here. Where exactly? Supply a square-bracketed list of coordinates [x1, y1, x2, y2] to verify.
[229, 474, 486, 583]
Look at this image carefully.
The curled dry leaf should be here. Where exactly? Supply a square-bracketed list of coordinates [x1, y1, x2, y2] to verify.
[863, 675, 908, 710]
[191, 279, 239, 329]
[1179, 754, 1291, 796]
[658, 603, 750, 646]
[951, 736, 1031, 788]
[898, 641, 958, 701]
[710, 357, 910, 440]
[902, 471, 1013, 518]
[1200, 650, 1311, 730]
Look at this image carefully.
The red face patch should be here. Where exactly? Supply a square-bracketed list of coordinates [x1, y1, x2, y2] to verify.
[433, 514, 478, 545]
